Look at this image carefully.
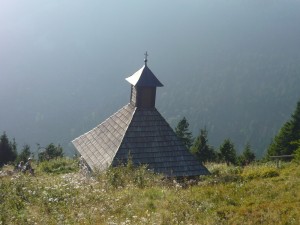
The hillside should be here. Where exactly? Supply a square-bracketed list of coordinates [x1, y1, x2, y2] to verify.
[1, 52, 299, 158]
[158, 53, 300, 157]
[1, 160, 300, 224]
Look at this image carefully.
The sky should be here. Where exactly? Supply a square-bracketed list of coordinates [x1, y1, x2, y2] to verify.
[1, 1, 300, 154]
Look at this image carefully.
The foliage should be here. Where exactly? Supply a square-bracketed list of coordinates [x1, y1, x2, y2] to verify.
[191, 128, 216, 162]
[16, 144, 32, 163]
[38, 143, 64, 161]
[0, 132, 17, 167]
[238, 142, 256, 166]
[268, 100, 300, 157]
[104, 165, 158, 189]
[37, 157, 79, 174]
[293, 149, 300, 163]
[219, 139, 237, 166]
[175, 117, 193, 149]
[1, 161, 300, 224]
[292, 140, 300, 163]
[241, 165, 279, 180]
[98, 157, 163, 189]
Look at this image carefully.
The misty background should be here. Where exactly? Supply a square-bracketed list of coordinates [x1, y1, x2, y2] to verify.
[1, 1, 300, 157]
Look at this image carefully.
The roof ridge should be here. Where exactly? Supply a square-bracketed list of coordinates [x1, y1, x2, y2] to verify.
[125, 65, 163, 87]
[110, 105, 137, 163]
[72, 103, 135, 171]
[72, 103, 132, 143]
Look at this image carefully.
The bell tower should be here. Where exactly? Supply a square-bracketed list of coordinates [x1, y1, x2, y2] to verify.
[126, 52, 163, 108]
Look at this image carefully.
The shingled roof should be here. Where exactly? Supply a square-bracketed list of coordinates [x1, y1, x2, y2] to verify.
[125, 65, 163, 87]
[72, 54, 210, 177]
[72, 104, 135, 171]
[112, 107, 209, 177]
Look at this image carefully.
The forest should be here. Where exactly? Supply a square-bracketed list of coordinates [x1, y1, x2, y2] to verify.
[1, 99, 300, 169]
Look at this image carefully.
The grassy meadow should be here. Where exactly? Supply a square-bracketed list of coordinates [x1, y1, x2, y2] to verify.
[1, 158, 300, 225]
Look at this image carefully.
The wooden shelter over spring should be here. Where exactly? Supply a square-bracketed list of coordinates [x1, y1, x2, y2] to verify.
[72, 53, 209, 177]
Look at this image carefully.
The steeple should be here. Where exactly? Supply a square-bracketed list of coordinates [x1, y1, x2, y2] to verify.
[126, 53, 163, 108]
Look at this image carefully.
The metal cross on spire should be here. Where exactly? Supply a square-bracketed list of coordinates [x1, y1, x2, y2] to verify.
[144, 51, 148, 66]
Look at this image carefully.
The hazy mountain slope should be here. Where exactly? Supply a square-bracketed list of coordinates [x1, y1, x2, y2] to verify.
[158, 53, 300, 157]
[1, 1, 300, 157]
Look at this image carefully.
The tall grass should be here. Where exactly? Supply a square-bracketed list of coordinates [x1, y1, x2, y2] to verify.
[37, 157, 79, 174]
[1, 160, 299, 224]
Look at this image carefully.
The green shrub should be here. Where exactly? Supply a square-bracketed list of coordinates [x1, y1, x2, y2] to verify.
[105, 167, 125, 188]
[98, 161, 162, 189]
[292, 147, 300, 164]
[37, 158, 79, 174]
[38, 143, 64, 162]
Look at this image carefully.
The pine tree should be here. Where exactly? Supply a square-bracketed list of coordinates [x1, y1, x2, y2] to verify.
[0, 132, 17, 167]
[17, 144, 32, 163]
[219, 139, 237, 165]
[191, 128, 216, 162]
[38, 143, 64, 161]
[239, 143, 255, 166]
[268, 100, 300, 156]
[175, 117, 193, 149]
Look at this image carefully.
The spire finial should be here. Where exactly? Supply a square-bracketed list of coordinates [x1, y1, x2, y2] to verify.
[144, 51, 148, 66]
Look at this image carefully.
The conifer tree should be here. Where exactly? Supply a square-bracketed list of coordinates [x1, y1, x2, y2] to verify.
[38, 143, 64, 161]
[17, 144, 32, 163]
[219, 138, 237, 165]
[175, 117, 193, 149]
[238, 142, 255, 166]
[268, 100, 300, 156]
[191, 128, 216, 162]
[0, 132, 17, 167]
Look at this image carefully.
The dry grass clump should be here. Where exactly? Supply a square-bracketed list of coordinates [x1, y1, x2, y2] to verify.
[241, 164, 279, 180]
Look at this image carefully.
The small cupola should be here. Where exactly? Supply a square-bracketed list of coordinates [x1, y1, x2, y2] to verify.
[125, 52, 163, 108]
